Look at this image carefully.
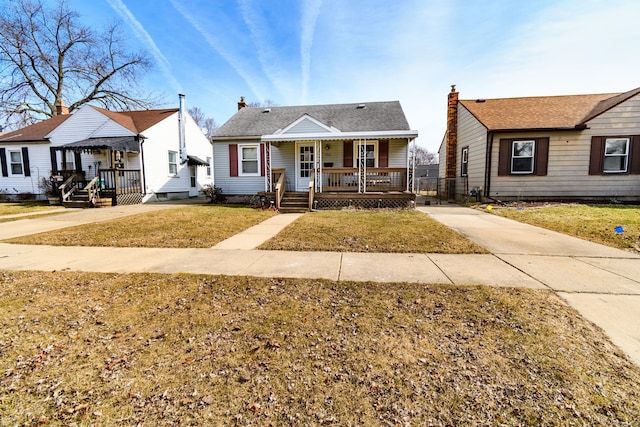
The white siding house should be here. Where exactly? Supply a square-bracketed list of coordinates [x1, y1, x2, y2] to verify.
[439, 86, 640, 202]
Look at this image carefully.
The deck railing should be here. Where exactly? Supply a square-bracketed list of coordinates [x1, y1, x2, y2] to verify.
[321, 167, 407, 192]
[98, 169, 142, 194]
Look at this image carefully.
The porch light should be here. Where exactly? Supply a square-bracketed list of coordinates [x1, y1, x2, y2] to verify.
[325, 144, 330, 150]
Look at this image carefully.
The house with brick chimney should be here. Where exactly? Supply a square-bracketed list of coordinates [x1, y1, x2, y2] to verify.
[0, 97, 212, 205]
[211, 99, 418, 211]
[438, 86, 640, 202]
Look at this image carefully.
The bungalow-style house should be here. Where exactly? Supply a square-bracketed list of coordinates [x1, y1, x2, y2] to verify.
[211, 99, 418, 211]
[0, 95, 213, 205]
[439, 85, 640, 202]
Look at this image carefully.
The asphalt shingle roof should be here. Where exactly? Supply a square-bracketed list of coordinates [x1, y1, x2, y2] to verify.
[212, 101, 411, 138]
[459, 87, 640, 131]
[0, 114, 71, 143]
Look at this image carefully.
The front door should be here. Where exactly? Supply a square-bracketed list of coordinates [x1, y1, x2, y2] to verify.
[296, 142, 315, 192]
[189, 165, 197, 196]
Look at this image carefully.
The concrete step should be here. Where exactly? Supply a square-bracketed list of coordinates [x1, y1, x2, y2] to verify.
[63, 200, 91, 208]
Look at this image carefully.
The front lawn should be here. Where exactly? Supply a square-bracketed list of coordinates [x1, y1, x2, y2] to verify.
[0, 202, 63, 216]
[3, 205, 276, 248]
[1, 271, 638, 425]
[260, 209, 487, 253]
[489, 204, 640, 252]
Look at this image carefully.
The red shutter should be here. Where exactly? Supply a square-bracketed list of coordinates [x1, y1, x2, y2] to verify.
[630, 135, 640, 175]
[343, 141, 353, 167]
[260, 143, 265, 176]
[497, 139, 511, 176]
[589, 136, 604, 175]
[229, 144, 238, 177]
[379, 140, 389, 167]
[535, 137, 549, 176]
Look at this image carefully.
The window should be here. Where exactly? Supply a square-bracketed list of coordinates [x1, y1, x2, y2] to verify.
[511, 140, 535, 173]
[498, 138, 548, 176]
[354, 140, 378, 168]
[239, 144, 259, 175]
[461, 147, 469, 176]
[206, 157, 212, 177]
[603, 138, 629, 173]
[168, 151, 178, 175]
[10, 150, 23, 175]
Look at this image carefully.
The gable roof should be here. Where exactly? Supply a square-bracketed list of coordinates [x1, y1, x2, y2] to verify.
[91, 106, 178, 134]
[459, 87, 640, 131]
[212, 101, 412, 139]
[0, 114, 71, 143]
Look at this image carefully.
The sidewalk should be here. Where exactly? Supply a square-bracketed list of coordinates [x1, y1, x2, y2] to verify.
[0, 203, 638, 365]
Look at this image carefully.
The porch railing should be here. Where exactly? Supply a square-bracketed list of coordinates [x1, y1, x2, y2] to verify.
[98, 169, 142, 194]
[308, 173, 315, 209]
[274, 168, 286, 210]
[321, 167, 407, 192]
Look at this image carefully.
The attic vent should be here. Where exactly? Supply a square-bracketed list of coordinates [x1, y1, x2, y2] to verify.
[475, 99, 486, 103]
[263, 108, 271, 113]
[357, 104, 366, 109]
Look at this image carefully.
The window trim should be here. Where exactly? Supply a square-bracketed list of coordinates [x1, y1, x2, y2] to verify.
[510, 140, 535, 174]
[353, 140, 379, 168]
[603, 137, 629, 173]
[168, 150, 178, 176]
[238, 143, 260, 176]
[9, 150, 23, 175]
[461, 146, 469, 177]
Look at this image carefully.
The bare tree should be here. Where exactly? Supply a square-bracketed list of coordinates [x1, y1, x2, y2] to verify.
[248, 99, 279, 108]
[411, 145, 438, 165]
[188, 106, 218, 139]
[0, 0, 156, 129]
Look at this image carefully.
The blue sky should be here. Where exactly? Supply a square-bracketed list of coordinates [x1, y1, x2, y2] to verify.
[67, 0, 640, 154]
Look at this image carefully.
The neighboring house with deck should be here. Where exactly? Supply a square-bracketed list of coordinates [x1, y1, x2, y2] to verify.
[0, 96, 213, 206]
[211, 99, 419, 211]
[439, 85, 640, 202]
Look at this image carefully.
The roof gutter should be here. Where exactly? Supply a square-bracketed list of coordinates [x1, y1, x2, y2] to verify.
[261, 130, 419, 142]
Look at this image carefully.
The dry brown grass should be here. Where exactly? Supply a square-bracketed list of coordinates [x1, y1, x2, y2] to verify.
[260, 209, 487, 253]
[3, 205, 276, 248]
[490, 204, 640, 252]
[0, 202, 63, 216]
[1, 270, 639, 425]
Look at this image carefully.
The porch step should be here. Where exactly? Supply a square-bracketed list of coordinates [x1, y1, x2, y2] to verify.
[279, 192, 309, 213]
[63, 200, 91, 208]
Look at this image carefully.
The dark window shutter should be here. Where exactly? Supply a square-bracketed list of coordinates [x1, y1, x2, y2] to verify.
[343, 141, 353, 167]
[630, 135, 640, 175]
[379, 140, 389, 167]
[0, 148, 7, 177]
[22, 147, 31, 177]
[535, 137, 549, 176]
[229, 144, 238, 177]
[498, 139, 511, 176]
[50, 147, 58, 174]
[74, 152, 82, 173]
[589, 136, 604, 175]
[260, 143, 265, 176]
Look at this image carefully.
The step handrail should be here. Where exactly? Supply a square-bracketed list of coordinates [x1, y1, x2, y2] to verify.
[275, 170, 286, 210]
[59, 174, 77, 203]
[84, 176, 101, 204]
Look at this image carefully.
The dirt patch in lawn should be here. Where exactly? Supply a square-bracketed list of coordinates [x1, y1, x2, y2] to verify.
[1, 270, 638, 425]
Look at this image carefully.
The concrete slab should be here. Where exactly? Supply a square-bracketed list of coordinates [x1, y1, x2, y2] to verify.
[577, 257, 640, 282]
[241, 250, 341, 280]
[418, 206, 638, 258]
[148, 249, 268, 275]
[558, 293, 640, 367]
[427, 254, 547, 288]
[340, 252, 450, 284]
[498, 254, 640, 294]
[212, 213, 302, 250]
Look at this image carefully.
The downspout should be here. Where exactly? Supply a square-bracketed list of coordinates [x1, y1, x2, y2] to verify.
[178, 94, 187, 164]
[139, 136, 147, 196]
[484, 131, 494, 199]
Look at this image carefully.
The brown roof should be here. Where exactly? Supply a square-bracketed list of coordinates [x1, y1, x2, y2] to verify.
[0, 114, 71, 143]
[91, 106, 178, 134]
[459, 89, 640, 131]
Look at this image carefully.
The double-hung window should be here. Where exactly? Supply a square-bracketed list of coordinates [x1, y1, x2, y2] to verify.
[511, 140, 535, 174]
[168, 150, 178, 175]
[10, 150, 23, 175]
[461, 147, 469, 176]
[603, 138, 629, 173]
[206, 157, 212, 177]
[239, 144, 259, 175]
[354, 140, 378, 168]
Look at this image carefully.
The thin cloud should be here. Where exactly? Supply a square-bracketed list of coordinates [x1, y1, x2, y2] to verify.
[300, 0, 322, 104]
[105, 0, 182, 94]
[169, 0, 266, 102]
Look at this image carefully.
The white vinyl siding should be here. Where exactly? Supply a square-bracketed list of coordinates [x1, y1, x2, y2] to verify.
[213, 141, 265, 195]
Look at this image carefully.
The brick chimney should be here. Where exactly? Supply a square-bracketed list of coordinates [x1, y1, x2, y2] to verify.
[237, 96, 248, 111]
[55, 100, 69, 115]
[444, 85, 458, 199]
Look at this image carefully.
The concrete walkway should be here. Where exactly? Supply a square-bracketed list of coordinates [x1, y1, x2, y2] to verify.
[0, 202, 639, 366]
